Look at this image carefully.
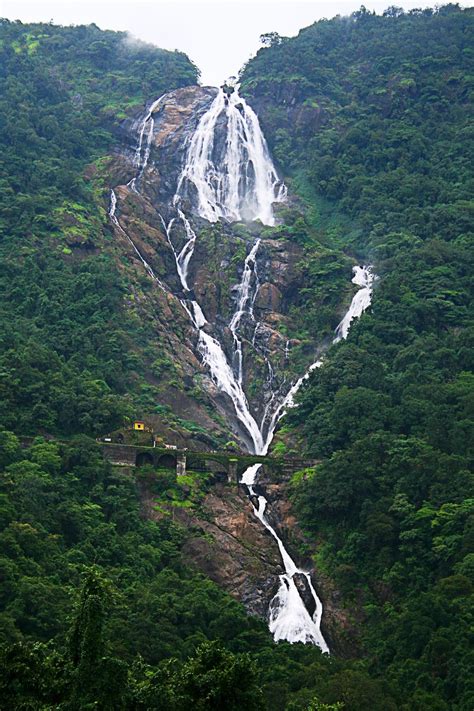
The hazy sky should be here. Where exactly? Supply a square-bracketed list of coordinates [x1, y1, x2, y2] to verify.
[2, 0, 468, 86]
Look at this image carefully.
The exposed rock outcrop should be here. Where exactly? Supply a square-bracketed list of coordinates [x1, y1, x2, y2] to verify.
[107, 85, 335, 444]
[139, 464, 362, 655]
[141, 481, 282, 617]
[109, 84, 361, 656]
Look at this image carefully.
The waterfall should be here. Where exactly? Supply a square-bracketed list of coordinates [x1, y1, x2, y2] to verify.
[159, 214, 264, 453]
[131, 94, 166, 191]
[176, 84, 286, 225]
[239, 268, 374, 651]
[334, 266, 375, 342]
[243, 485, 328, 648]
[110, 86, 376, 653]
[229, 239, 260, 383]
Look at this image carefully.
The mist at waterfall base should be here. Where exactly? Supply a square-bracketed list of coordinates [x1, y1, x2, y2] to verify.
[109, 85, 375, 652]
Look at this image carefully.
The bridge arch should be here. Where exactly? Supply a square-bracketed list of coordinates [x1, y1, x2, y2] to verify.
[186, 455, 207, 472]
[156, 453, 177, 469]
[136, 451, 154, 467]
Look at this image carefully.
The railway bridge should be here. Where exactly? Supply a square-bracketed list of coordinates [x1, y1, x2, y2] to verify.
[100, 442, 316, 483]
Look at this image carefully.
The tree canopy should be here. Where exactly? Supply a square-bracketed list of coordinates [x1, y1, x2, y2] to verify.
[241, 5, 474, 709]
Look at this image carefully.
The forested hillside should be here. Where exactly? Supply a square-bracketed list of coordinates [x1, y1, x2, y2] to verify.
[0, 20, 198, 436]
[242, 5, 474, 709]
[0, 7, 473, 710]
[0, 19, 394, 711]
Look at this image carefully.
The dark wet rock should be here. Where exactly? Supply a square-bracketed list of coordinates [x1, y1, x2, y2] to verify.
[293, 572, 317, 618]
[254, 282, 282, 312]
[248, 493, 260, 509]
[241, 80, 326, 141]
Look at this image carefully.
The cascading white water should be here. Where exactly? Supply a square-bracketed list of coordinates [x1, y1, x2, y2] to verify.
[176, 84, 286, 226]
[134, 96, 164, 167]
[168, 208, 199, 293]
[334, 266, 375, 342]
[229, 239, 260, 383]
[239, 267, 374, 651]
[129, 95, 166, 192]
[159, 214, 264, 453]
[111, 87, 376, 653]
[241, 465, 329, 649]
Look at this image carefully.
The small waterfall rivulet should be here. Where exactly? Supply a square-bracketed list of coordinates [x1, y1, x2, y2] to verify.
[110, 83, 376, 651]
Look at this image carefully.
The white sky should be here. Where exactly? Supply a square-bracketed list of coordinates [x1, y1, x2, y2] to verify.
[2, 0, 471, 86]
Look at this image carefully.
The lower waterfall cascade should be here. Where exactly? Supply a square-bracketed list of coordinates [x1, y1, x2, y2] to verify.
[109, 84, 376, 652]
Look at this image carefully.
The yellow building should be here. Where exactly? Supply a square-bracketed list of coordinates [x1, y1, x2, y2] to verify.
[133, 421, 145, 431]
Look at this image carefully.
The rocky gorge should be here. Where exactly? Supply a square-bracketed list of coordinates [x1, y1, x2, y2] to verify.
[108, 85, 355, 446]
[107, 81, 372, 651]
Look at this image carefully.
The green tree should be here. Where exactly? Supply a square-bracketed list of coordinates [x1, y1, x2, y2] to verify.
[69, 568, 129, 709]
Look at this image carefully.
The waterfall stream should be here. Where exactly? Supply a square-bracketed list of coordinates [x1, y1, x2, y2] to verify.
[229, 238, 261, 384]
[334, 266, 376, 342]
[110, 85, 375, 652]
[239, 264, 374, 649]
[176, 84, 286, 225]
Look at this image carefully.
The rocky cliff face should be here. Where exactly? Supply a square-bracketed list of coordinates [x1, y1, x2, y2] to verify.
[108, 84, 358, 654]
[139, 467, 361, 655]
[242, 79, 325, 145]
[108, 85, 340, 448]
[141, 478, 281, 617]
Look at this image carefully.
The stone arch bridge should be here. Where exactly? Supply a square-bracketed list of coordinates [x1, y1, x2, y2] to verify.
[101, 443, 315, 483]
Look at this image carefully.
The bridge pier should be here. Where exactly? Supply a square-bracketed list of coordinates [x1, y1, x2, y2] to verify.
[228, 458, 238, 484]
[176, 452, 187, 476]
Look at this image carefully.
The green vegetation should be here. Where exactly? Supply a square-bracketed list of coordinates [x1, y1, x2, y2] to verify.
[1, 7, 473, 709]
[0, 433, 398, 709]
[269, 201, 356, 344]
[242, 5, 474, 709]
[0, 19, 199, 437]
[138, 464, 212, 511]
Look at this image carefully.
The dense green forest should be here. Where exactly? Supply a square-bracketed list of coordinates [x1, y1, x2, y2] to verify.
[0, 6, 473, 710]
[0, 435, 394, 709]
[0, 20, 198, 436]
[242, 4, 474, 710]
[0, 19, 392, 711]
